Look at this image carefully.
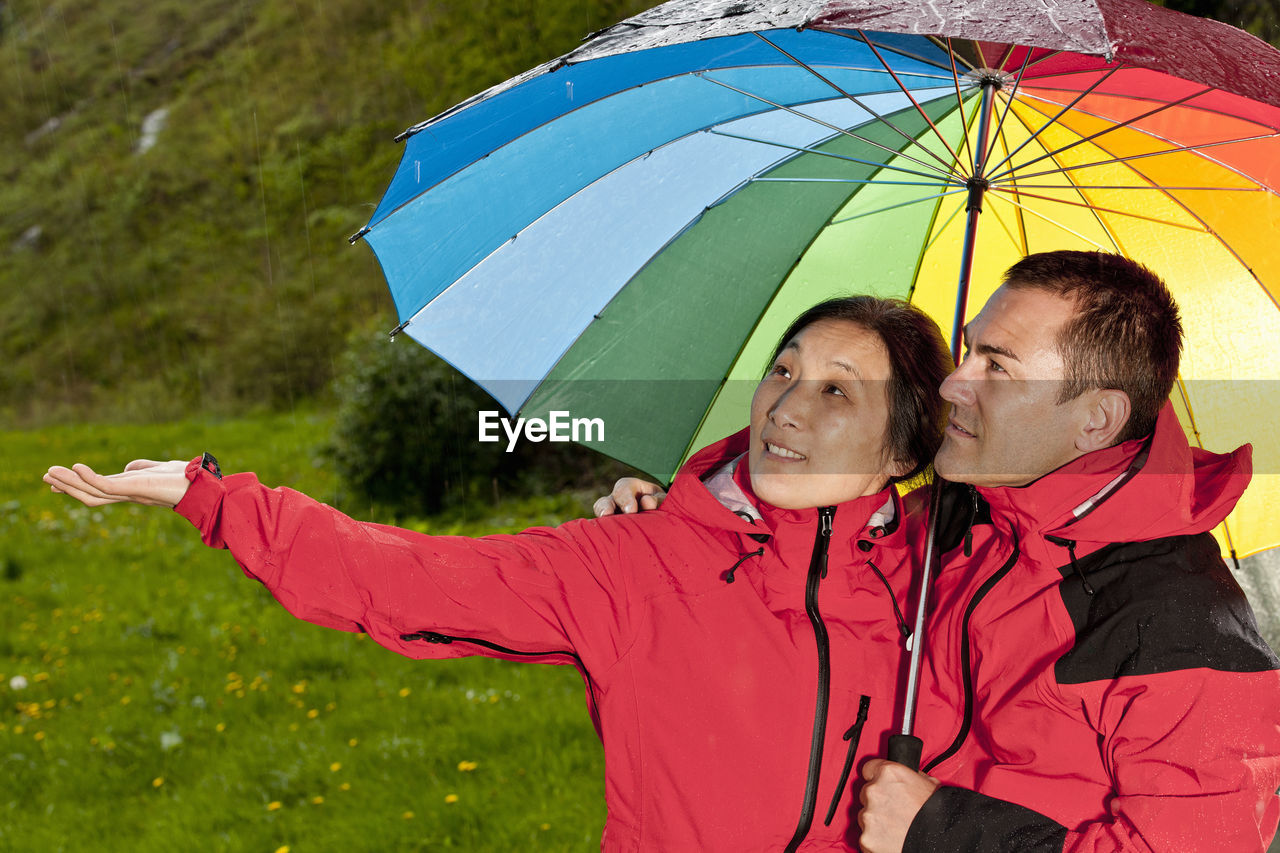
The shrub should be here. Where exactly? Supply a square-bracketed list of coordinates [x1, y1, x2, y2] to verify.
[326, 328, 633, 518]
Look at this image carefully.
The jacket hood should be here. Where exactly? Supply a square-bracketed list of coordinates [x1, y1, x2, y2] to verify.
[979, 402, 1252, 546]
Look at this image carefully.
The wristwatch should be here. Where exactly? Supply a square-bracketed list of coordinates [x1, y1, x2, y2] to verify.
[200, 452, 223, 480]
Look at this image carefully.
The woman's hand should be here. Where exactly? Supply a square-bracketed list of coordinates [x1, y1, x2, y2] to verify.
[43, 459, 193, 509]
[592, 477, 667, 517]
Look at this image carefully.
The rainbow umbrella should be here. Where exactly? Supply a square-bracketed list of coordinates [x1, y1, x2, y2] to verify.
[353, 0, 1280, 559]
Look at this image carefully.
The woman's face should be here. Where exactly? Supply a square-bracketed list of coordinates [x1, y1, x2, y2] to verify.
[749, 319, 905, 510]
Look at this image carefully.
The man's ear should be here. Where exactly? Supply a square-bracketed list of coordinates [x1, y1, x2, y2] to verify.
[1075, 389, 1131, 453]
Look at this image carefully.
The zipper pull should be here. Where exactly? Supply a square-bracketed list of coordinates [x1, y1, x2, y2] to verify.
[818, 507, 834, 579]
[963, 486, 978, 557]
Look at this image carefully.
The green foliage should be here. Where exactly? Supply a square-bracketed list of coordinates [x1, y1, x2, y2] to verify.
[326, 328, 635, 518]
[1, 413, 606, 850]
[1150, 0, 1280, 44]
[0, 0, 654, 427]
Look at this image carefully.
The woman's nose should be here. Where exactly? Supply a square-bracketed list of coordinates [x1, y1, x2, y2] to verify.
[769, 382, 809, 428]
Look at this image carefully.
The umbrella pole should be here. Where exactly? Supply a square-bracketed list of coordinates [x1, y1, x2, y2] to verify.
[886, 477, 946, 770]
[888, 77, 1002, 770]
[950, 77, 1001, 363]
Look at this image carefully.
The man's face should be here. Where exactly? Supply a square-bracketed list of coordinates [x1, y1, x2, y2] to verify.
[934, 285, 1094, 488]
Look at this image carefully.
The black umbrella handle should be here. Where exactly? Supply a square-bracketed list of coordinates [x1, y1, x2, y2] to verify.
[887, 733, 923, 771]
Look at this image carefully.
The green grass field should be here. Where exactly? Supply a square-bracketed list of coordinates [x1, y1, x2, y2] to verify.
[1, 413, 605, 851]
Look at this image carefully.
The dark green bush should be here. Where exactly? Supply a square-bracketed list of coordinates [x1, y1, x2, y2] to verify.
[326, 328, 633, 518]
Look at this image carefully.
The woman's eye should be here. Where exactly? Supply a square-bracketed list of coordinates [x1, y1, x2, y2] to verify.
[825, 384, 846, 397]
[770, 364, 791, 379]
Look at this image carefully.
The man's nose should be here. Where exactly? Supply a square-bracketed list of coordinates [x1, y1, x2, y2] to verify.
[940, 359, 977, 406]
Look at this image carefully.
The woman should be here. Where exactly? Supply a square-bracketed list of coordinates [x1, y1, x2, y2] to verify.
[44, 296, 952, 851]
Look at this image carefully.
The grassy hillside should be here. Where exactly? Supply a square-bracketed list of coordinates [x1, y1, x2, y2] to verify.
[0, 0, 651, 426]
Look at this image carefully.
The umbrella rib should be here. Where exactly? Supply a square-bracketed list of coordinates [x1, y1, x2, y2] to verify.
[1020, 48, 1067, 71]
[815, 29, 958, 73]
[852, 29, 969, 177]
[946, 38, 978, 174]
[996, 183, 1264, 191]
[753, 177, 952, 186]
[984, 193, 1113, 250]
[1006, 90, 1280, 195]
[980, 50, 1036, 175]
[923, 198, 968, 256]
[987, 187, 1209, 232]
[986, 195, 1035, 255]
[991, 103, 1032, 254]
[693, 72, 963, 180]
[707, 128, 962, 184]
[829, 189, 969, 225]
[1023, 107, 1280, 312]
[994, 134, 1279, 185]
[988, 85, 1216, 183]
[750, 32, 969, 178]
[1011, 84, 1280, 131]
[982, 64, 1125, 179]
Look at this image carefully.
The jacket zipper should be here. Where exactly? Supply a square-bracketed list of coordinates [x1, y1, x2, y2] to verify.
[399, 630, 601, 720]
[823, 694, 871, 826]
[923, 531, 1020, 773]
[784, 506, 835, 853]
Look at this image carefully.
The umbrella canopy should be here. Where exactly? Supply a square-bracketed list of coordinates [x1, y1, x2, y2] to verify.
[354, 0, 1280, 558]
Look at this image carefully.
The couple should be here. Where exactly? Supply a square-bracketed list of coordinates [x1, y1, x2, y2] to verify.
[45, 250, 1280, 851]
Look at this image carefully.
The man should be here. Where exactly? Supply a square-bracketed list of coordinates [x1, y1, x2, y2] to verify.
[857, 251, 1280, 852]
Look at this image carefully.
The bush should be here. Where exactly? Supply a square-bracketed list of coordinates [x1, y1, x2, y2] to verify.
[326, 328, 633, 518]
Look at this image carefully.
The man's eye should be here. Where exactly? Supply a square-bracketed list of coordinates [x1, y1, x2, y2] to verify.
[825, 384, 846, 397]
[770, 364, 791, 379]
[988, 360, 1006, 374]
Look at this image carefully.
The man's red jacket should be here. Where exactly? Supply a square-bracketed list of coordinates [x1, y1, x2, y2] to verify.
[907, 404, 1280, 852]
[175, 429, 916, 851]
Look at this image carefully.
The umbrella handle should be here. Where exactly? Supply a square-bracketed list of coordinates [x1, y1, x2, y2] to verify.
[887, 733, 923, 771]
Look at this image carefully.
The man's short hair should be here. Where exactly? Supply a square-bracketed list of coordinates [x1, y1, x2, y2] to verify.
[1002, 251, 1182, 443]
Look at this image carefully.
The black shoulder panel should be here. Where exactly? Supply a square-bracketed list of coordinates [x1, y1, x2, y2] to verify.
[1055, 533, 1280, 685]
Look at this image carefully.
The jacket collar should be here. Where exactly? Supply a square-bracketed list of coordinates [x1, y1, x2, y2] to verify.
[976, 402, 1251, 547]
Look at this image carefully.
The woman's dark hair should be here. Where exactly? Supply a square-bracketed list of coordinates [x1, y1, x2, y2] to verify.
[769, 296, 954, 484]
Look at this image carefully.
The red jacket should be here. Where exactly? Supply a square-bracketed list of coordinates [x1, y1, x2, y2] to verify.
[175, 429, 916, 851]
[909, 404, 1280, 852]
